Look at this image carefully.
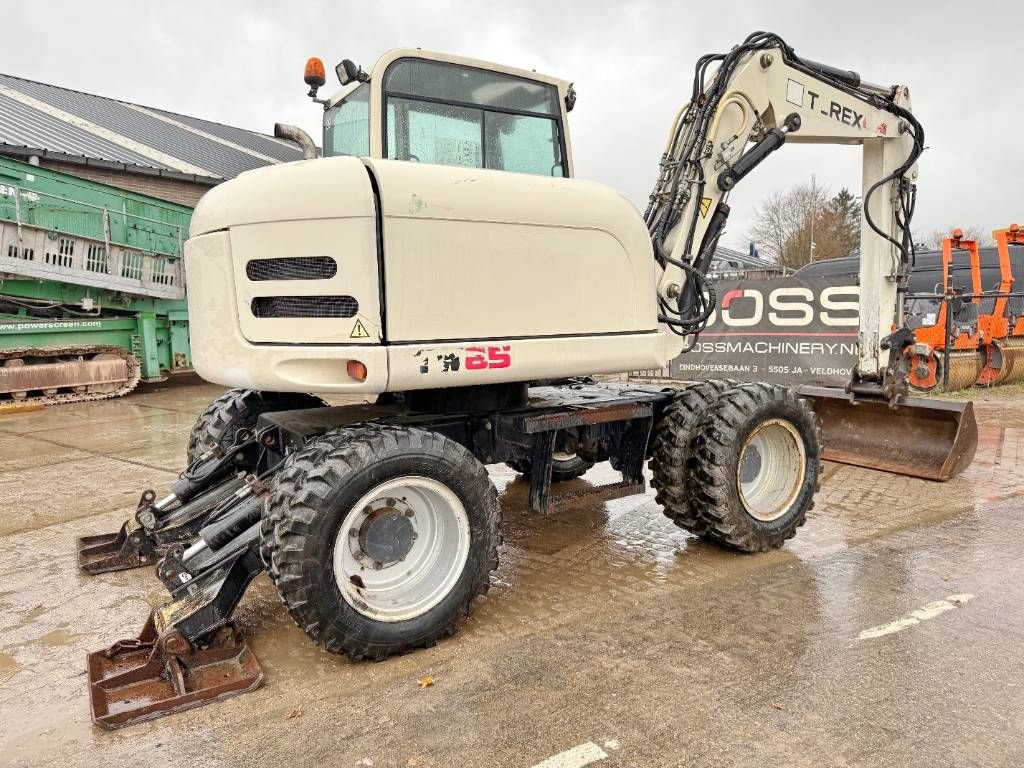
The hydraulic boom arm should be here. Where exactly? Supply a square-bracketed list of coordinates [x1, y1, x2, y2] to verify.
[646, 32, 923, 398]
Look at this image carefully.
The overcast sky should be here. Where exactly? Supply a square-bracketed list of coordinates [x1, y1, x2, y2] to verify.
[6, 1, 1021, 250]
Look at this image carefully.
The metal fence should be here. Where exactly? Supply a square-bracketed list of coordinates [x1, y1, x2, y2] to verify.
[908, 287, 1024, 392]
[0, 183, 187, 300]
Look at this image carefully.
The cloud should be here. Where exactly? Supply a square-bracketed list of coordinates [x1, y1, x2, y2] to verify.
[5, 0, 1021, 248]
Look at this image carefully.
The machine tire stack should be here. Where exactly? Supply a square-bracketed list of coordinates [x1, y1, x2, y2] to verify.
[650, 378, 737, 536]
[652, 380, 821, 551]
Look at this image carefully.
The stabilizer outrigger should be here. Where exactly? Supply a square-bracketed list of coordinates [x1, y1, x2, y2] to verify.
[84, 427, 288, 728]
[77, 434, 266, 574]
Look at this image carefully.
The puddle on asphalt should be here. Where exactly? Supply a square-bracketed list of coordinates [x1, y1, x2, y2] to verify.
[18, 605, 47, 626]
[38, 626, 78, 647]
[0, 650, 17, 676]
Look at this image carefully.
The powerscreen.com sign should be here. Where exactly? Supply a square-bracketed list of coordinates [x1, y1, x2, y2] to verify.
[673, 275, 859, 387]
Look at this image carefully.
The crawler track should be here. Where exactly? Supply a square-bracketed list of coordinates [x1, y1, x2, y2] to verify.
[0, 345, 141, 405]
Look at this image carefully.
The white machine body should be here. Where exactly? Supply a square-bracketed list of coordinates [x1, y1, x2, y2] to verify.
[185, 44, 917, 394]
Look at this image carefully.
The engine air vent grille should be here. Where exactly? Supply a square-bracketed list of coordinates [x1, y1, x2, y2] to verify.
[251, 295, 359, 319]
[246, 256, 337, 281]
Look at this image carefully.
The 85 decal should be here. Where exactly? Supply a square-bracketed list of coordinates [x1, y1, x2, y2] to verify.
[415, 345, 512, 375]
[465, 345, 511, 370]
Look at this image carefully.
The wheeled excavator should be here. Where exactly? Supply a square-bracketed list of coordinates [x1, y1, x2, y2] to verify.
[81, 32, 978, 728]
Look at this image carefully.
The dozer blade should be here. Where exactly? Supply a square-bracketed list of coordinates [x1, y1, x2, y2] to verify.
[798, 386, 978, 481]
[87, 614, 263, 730]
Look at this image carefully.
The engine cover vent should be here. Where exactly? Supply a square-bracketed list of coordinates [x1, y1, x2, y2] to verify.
[245, 256, 337, 281]
[251, 295, 359, 319]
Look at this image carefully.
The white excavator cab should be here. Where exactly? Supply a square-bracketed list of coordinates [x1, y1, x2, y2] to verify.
[320, 51, 575, 178]
[185, 50, 666, 396]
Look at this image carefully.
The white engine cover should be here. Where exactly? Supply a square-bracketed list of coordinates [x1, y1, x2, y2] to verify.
[185, 157, 667, 394]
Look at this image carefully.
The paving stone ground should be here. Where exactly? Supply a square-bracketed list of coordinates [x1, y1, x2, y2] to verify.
[0, 379, 1021, 767]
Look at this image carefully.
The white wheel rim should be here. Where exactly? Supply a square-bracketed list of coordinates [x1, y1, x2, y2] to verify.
[552, 451, 577, 462]
[737, 419, 806, 522]
[333, 476, 471, 622]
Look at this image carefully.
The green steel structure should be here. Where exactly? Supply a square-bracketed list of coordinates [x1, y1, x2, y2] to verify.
[0, 156, 194, 402]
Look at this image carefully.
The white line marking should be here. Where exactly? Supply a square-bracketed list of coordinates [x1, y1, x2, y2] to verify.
[121, 103, 283, 165]
[857, 594, 975, 641]
[531, 742, 608, 768]
[0, 82, 219, 178]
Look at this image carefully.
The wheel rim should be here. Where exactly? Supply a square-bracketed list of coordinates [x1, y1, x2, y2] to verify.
[737, 419, 806, 522]
[333, 476, 471, 622]
[552, 451, 577, 462]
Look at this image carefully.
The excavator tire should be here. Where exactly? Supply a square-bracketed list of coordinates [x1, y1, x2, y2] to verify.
[506, 453, 594, 482]
[186, 389, 327, 464]
[261, 423, 500, 661]
[649, 379, 736, 536]
[689, 383, 820, 552]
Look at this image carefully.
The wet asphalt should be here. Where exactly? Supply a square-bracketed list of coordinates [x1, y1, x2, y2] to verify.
[0, 379, 1021, 767]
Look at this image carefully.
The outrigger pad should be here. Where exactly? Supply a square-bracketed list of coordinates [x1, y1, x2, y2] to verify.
[87, 613, 263, 729]
[77, 522, 155, 575]
[77, 490, 159, 574]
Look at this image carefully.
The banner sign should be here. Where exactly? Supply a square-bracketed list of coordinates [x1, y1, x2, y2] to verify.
[668, 275, 860, 387]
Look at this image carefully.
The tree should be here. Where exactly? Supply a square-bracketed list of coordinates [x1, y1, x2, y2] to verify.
[748, 181, 861, 269]
[818, 187, 861, 260]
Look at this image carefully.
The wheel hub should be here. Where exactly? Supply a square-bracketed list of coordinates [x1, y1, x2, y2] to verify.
[357, 499, 416, 566]
[737, 419, 806, 522]
[334, 476, 471, 622]
[739, 443, 763, 484]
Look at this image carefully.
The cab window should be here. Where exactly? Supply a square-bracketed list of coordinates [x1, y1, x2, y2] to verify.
[324, 84, 370, 157]
[383, 58, 564, 176]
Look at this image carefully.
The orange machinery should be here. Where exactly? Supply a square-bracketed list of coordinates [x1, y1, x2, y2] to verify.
[907, 229, 984, 391]
[977, 224, 1024, 385]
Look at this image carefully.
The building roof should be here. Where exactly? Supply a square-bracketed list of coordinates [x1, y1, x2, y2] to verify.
[0, 73, 304, 184]
[711, 245, 790, 275]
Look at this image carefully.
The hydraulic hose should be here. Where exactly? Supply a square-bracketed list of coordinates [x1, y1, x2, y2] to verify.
[646, 32, 924, 342]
